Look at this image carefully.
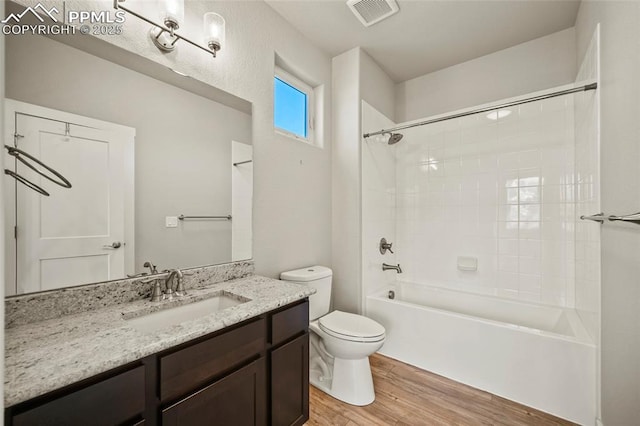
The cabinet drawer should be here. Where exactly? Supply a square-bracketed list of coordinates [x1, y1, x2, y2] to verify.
[12, 365, 145, 426]
[162, 357, 267, 426]
[160, 318, 266, 402]
[271, 300, 308, 347]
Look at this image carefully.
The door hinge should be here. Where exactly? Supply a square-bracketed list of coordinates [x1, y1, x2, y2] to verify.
[14, 226, 17, 239]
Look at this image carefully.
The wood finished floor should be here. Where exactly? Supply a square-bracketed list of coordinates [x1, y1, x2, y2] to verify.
[304, 354, 576, 426]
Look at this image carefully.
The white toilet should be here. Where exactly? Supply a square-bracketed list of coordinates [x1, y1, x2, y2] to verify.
[280, 266, 386, 406]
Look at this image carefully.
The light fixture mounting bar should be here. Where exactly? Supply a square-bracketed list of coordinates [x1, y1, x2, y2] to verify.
[113, 0, 218, 57]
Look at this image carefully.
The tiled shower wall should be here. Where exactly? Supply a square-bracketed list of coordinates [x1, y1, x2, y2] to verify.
[395, 93, 577, 306]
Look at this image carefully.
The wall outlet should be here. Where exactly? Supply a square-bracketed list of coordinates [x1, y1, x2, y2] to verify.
[165, 216, 178, 228]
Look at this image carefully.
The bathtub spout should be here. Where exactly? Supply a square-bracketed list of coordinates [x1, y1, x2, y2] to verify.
[382, 263, 402, 273]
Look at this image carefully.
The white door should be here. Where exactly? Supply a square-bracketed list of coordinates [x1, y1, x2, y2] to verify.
[4, 101, 135, 294]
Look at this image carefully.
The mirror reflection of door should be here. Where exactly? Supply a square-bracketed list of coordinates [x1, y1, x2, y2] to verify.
[4, 101, 135, 295]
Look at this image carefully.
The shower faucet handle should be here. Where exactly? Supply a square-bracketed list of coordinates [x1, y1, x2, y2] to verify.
[379, 238, 394, 254]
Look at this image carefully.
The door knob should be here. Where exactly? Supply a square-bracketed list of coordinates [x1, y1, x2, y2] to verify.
[103, 241, 122, 249]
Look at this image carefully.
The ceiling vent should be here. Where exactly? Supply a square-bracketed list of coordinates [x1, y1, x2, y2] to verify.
[347, 0, 399, 27]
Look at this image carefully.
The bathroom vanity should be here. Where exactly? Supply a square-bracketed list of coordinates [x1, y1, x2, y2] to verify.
[4, 267, 313, 426]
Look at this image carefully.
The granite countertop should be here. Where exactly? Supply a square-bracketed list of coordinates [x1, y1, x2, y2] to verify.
[5, 275, 315, 407]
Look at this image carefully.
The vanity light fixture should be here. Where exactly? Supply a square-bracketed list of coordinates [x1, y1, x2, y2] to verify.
[113, 0, 225, 57]
[204, 12, 225, 53]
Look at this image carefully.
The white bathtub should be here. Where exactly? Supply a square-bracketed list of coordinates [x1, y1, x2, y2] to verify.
[367, 282, 596, 425]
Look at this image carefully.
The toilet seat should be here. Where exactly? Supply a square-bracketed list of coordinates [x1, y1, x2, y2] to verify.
[319, 311, 385, 343]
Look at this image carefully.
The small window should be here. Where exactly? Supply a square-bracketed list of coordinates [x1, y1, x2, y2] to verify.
[274, 67, 314, 143]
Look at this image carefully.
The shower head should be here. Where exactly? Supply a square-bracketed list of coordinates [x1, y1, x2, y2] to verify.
[387, 133, 403, 145]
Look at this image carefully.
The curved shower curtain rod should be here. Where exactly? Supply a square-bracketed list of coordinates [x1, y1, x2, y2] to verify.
[363, 82, 598, 139]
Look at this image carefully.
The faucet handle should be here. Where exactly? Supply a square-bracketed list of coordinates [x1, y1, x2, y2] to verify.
[380, 238, 394, 254]
[174, 277, 187, 297]
[150, 280, 163, 302]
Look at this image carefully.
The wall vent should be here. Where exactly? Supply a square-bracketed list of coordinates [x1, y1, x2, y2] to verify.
[347, 0, 399, 27]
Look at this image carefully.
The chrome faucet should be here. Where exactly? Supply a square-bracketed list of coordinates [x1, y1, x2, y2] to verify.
[127, 261, 159, 278]
[164, 268, 186, 298]
[143, 261, 158, 275]
[382, 263, 402, 273]
[142, 268, 186, 302]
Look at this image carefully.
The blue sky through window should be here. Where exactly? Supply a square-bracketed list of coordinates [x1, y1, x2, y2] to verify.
[274, 77, 307, 138]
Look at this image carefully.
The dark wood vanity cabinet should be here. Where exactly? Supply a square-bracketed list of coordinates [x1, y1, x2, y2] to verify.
[162, 357, 268, 426]
[6, 299, 309, 426]
[271, 333, 309, 426]
[9, 365, 146, 426]
[269, 300, 310, 426]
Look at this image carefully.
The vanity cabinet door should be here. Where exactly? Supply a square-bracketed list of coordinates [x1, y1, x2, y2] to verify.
[10, 365, 145, 426]
[271, 333, 309, 426]
[162, 357, 267, 426]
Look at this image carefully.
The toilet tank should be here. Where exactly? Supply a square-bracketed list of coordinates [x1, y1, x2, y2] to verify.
[280, 266, 332, 321]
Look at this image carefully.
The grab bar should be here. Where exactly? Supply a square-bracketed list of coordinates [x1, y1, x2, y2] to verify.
[4, 145, 72, 189]
[580, 211, 640, 225]
[608, 212, 640, 224]
[178, 215, 232, 221]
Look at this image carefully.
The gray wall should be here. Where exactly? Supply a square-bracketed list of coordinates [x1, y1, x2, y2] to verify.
[331, 47, 396, 313]
[360, 50, 396, 122]
[332, 48, 361, 313]
[6, 34, 252, 273]
[575, 2, 640, 425]
[395, 28, 577, 122]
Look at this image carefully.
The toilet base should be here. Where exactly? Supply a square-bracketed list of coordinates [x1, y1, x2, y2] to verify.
[310, 357, 376, 406]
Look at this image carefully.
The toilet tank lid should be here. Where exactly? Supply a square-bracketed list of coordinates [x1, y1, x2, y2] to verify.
[280, 266, 332, 282]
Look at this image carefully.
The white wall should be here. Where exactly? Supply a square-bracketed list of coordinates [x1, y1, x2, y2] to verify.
[360, 53, 396, 122]
[575, 2, 640, 425]
[11, 0, 333, 279]
[332, 48, 396, 313]
[396, 28, 577, 122]
[6, 34, 252, 273]
[331, 48, 361, 313]
[394, 90, 576, 306]
[361, 101, 396, 302]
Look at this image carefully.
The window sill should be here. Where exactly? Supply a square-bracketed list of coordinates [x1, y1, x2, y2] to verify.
[275, 129, 321, 149]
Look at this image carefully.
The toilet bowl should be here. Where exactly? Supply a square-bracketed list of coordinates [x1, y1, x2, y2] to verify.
[280, 266, 386, 406]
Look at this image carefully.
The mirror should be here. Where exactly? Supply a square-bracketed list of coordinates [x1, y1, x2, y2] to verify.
[4, 32, 253, 296]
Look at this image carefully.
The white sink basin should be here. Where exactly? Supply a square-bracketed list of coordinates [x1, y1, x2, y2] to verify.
[126, 293, 249, 333]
